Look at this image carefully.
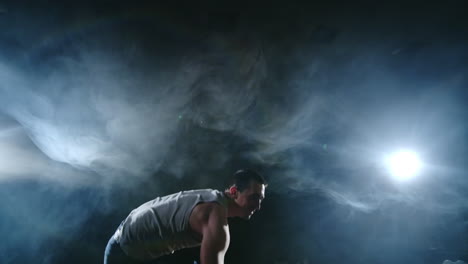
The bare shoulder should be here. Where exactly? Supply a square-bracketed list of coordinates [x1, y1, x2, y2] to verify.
[189, 202, 227, 236]
[192, 202, 227, 223]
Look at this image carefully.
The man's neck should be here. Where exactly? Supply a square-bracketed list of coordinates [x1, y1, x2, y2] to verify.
[224, 191, 239, 218]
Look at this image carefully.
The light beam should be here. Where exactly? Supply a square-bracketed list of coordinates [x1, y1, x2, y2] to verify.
[385, 150, 422, 181]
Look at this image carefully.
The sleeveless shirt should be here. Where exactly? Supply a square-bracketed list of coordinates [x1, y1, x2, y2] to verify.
[117, 189, 228, 260]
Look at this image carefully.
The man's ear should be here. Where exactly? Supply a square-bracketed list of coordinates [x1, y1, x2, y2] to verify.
[229, 186, 238, 197]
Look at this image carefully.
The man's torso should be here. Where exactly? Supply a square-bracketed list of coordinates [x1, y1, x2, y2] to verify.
[117, 189, 228, 261]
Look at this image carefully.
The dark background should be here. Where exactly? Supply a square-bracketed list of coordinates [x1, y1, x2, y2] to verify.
[1, 1, 467, 263]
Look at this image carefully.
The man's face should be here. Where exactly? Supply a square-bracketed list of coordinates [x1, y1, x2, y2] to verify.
[234, 181, 266, 219]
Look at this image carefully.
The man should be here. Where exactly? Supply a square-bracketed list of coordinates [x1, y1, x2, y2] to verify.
[104, 169, 267, 264]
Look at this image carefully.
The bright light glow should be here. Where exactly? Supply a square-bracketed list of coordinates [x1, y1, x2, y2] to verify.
[386, 150, 422, 181]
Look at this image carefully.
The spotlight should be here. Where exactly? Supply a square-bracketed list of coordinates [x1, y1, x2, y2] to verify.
[385, 150, 422, 181]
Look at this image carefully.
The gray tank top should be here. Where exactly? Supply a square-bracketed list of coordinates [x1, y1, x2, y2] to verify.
[117, 189, 228, 260]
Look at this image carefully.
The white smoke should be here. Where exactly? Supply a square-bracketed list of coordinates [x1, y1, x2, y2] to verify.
[0, 35, 268, 187]
[443, 261, 467, 264]
[0, 122, 87, 184]
[0, 3, 467, 217]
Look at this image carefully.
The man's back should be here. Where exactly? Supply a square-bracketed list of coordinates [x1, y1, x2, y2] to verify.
[117, 189, 228, 261]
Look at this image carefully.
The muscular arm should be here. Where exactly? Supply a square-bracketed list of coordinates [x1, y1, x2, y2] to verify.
[199, 204, 230, 264]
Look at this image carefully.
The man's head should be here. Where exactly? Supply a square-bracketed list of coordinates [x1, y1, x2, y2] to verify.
[227, 169, 267, 219]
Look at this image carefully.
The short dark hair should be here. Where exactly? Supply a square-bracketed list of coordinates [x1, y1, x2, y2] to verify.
[231, 169, 267, 192]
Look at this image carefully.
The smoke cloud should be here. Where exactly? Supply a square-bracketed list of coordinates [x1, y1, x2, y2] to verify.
[1, 1, 468, 212]
[1, 1, 467, 263]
